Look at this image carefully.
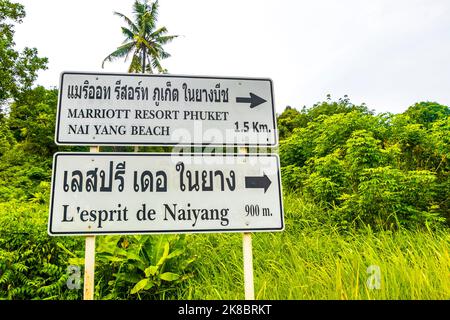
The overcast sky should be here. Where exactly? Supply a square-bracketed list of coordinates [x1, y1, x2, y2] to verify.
[13, 0, 450, 114]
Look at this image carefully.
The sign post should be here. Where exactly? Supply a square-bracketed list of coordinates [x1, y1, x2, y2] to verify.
[240, 146, 255, 300]
[84, 235, 95, 300]
[83, 146, 98, 300]
[242, 232, 254, 300]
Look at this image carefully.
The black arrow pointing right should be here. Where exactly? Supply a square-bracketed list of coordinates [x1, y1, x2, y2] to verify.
[236, 92, 267, 109]
[245, 173, 272, 193]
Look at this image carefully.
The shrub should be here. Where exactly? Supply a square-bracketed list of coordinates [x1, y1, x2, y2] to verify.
[0, 200, 82, 299]
[278, 99, 449, 230]
[69, 234, 196, 300]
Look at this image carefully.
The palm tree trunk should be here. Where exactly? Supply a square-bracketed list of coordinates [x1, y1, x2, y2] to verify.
[142, 46, 146, 73]
[136, 45, 146, 153]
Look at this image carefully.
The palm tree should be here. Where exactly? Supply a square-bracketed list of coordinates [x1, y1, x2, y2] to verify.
[102, 0, 177, 74]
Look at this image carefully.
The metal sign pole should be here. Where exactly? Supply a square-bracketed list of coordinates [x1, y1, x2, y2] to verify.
[239, 146, 255, 300]
[83, 146, 98, 300]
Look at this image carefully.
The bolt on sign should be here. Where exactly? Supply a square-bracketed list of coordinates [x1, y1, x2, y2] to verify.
[48, 153, 284, 235]
[56, 72, 277, 146]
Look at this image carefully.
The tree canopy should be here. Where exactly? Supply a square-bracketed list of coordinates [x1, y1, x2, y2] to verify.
[279, 98, 450, 230]
[102, 0, 177, 73]
[0, 0, 47, 109]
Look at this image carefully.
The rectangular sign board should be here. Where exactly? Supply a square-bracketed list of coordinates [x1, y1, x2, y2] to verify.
[48, 153, 284, 235]
[56, 72, 277, 146]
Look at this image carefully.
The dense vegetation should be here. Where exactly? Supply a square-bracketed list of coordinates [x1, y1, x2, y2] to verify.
[279, 97, 450, 230]
[0, 0, 448, 300]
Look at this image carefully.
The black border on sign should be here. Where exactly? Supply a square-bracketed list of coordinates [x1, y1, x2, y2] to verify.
[48, 152, 284, 236]
[55, 71, 278, 147]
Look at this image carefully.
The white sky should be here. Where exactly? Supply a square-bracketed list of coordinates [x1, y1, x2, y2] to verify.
[13, 0, 450, 114]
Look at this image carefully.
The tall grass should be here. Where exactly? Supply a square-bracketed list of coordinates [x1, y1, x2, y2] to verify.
[177, 193, 450, 299]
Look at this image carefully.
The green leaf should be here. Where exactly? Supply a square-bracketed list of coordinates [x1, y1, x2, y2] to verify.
[144, 281, 155, 290]
[130, 278, 149, 294]
[167, 249, 184, 259]
[181, 256, 197, 269]
[114, 273, 142, 284]
[124, 251, 142, 261]
[156, 242, 169, 267]
[103, 256, 125, 263]
[144, 265, 158, 277]
[68, 257, 85, 266]
[56, 242, 77, 257]
[159, 272, 179, 281]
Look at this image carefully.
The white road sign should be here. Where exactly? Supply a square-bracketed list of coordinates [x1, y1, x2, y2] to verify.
[56, 72, 277, 146]
[48, 153, 284, 235]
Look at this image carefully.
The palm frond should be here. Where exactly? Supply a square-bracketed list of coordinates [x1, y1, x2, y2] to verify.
[113, 11, 139, 33]
[120, 27, 135, 41]
[132, 0, 145, 16]
[102, 42, 136, 68]
[141, 38, 159, 57]
[146, 0, 159, 32]
[124, 44, 137, 63]
[133, 1, 154, 33]
[133, 0, 147, 15]
[159, 50, 171, 60]
[151, 56, 164, 73]
[150, 26, 168, 37]
[145, 64, 154, 74]
[128, 53, 142, 73]
[155, 35, 178, 45]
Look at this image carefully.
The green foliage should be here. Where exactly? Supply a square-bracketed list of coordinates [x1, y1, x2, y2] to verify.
[0, 0, 47, 106]
[180, 206, 450, 299]
[336, 167, 444, 229]
[67, 234, 196, 300]
[0, 200, 82, 300]
[279, 109, 381, 168]
[308, 94, 374, 120]
[303, 150, 347, 206]
[345, 130, 385, 173]
[279, 126, 314, 167]
[277, 95, 374, 141]
[277, 106, 308, 140]
[404, 101, 450, 128]
[278, 98, 450, 230]
[280, 165, 304, 191]
[0, 116, 14, 155]
[0, 3, 68, 298]
[8, 86, 58, 156]
[0, 144, 52, 201]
